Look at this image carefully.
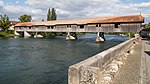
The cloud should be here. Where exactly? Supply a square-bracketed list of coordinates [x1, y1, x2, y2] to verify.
[136, 2, 150, 8]
[0, 0, 3, 9]
[0, 0, 3, 6]
[16, 1, 19, 4]
[3, 5, 27, 14]
[0, 0, 150, 23]
[1, 4, 46, 21]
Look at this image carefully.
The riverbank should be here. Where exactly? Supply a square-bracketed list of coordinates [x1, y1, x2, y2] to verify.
[0, 31, 15, 38]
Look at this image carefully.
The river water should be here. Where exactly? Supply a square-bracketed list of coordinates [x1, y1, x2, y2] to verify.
[0, 34, 128, 84]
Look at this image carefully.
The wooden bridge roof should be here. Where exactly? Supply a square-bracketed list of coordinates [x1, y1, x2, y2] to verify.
[15, 15, 144, 27]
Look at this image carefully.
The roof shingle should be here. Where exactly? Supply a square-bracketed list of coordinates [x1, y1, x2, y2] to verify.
[15, 15, 144, 27]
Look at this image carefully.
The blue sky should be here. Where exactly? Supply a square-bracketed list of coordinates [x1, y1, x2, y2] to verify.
[0, 0, 150, 23]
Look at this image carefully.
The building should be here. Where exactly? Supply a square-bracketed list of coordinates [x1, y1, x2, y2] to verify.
[14, 14, 144, 41]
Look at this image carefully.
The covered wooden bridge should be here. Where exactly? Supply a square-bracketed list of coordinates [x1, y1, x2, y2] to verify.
[14, 15, 144, 41]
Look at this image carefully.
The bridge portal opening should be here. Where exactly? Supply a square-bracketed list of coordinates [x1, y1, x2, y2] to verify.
[51, 26, 54, 29]
[29, 27, 32, 29]
[67, 25, 71, 28]
[115, 23, 120, 28]
[80, 25, 84, 29]
[47, 26, 54, 29]
[96, 24, 101, 27]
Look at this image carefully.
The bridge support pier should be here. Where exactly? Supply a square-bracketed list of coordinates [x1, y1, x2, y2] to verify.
[96, 32, 106, 42]
[24, 31, 31, 38]
[14, 31, 20, 36]
[66, 32, 77, 40]
[34, 32, 43, 38]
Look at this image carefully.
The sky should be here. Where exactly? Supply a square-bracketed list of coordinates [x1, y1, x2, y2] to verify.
[0, 0, 150, 23]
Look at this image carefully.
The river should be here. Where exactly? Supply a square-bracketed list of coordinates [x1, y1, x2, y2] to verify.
[0, 34, 129, 84]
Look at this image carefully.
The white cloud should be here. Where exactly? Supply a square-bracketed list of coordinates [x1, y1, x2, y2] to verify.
[135, 2, 150, 8]
[0, 0, 3, 6]
[2, 4, 46, 21]
[0, 0, 150, 23]
[3, 5, 27, 14]
[0, 0, 4, 14]
[16, 1, 19, 4]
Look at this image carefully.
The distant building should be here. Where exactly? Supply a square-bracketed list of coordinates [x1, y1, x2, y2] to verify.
[10, 21, 20, 26]
[8, 21, 20, 30]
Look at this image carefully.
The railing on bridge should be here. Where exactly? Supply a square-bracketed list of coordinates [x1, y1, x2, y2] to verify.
[15, 23, 141, 33]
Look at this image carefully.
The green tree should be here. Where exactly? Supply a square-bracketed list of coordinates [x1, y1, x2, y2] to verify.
[47, 8, 57, 21]
[47, 8, 51, 21]
[0, 20, 2, 27]
[51, 8, 57, 20]
[0, 14, 11, 31]
[18, 14, 32, 22]
[46, 8, 57, 37]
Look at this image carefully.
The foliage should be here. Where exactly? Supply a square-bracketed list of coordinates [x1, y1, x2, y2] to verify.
[0, 20, 2, 27]
[47, 8, 51, 21]
[47, 8, 57, 21]
[106, 32, 136, 38]
[0, 14, 15, 37]
[0, 14, 11, 31]
[18, 14, 32, 22]
[126, 32, 135, 37]
[51, 8, 57, 20]
[145, 25, 150, 28]
[46, 8, 59, 37]
[0, 31, 15, 37]
[144, 22, 150, 28]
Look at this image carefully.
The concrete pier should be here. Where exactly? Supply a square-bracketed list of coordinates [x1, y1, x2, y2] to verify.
[14, 31, 20, 36]
[34, 32, 43, 38]
[96, 32, 106, 42]
[66, 32, 77, 40]
[24, 31, 31, 38]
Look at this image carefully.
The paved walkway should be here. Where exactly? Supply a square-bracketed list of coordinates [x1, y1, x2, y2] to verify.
[141, 39, 150, 84]
[112, 39, 150, 84]
[112, 42, 142, 84]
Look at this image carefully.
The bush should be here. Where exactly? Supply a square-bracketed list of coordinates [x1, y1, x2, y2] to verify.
[0, 31, 15, 38]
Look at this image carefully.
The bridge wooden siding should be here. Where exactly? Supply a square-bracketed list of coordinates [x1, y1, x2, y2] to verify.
[14, 15, 144, 33]
[15, 23, 141, 33]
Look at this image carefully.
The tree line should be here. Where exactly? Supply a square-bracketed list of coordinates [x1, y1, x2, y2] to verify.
[17, 8, 57, 22]
[0, 8, 57, 37]
[1, 8, 150, 38]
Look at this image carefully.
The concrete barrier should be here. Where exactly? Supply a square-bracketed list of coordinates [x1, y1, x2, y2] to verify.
[68, 36, 141, 84]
